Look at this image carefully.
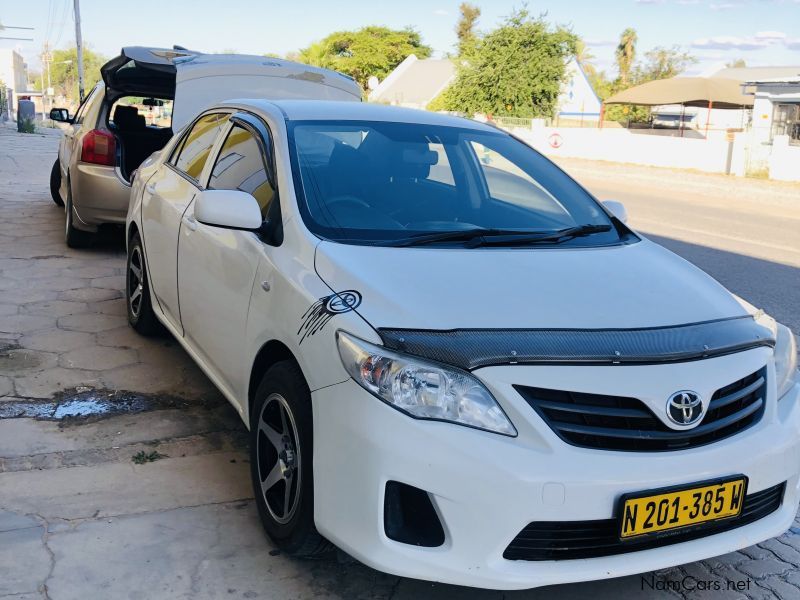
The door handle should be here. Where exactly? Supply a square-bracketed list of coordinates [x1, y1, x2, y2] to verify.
[145, 184, 156, 194]
[182, 215, 198, 232]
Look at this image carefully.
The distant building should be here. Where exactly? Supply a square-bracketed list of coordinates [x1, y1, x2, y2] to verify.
[741, 72, 800, 181]
[368, 55, 455, 109]
[651, 66, 800, 133]
[557, 59, 602, 122]
[743, 73, 800, 146]
[368, 54, 601, 121]
[0, 48, 30, 121]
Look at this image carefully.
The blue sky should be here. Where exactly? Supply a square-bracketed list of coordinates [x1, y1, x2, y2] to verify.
[2, 0, 799, 77]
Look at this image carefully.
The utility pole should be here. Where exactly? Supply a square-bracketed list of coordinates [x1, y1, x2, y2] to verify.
[73, 0, 85, 102]
[42, 42, 53, 115]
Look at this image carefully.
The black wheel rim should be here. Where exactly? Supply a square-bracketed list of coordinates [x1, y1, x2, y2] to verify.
[127, 247, 144, 319]
[65, 191, 72, 236]
[256, 393, 301, 524]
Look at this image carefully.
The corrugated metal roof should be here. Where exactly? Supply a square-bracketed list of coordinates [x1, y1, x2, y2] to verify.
[370, 57, 455, 106]
[711, 66, 800, 82]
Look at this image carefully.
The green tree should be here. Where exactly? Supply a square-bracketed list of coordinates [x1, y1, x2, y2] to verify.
[455, 3, 481, 56]
[436, 10, 577, 117]
[615, 27, 637, 86]
[49, 46, 105, 105]
[574, 39, 597, 81]
[602, 44, 696, 125]
[637, 46, 696, 80]
[296, 26, 432, 89]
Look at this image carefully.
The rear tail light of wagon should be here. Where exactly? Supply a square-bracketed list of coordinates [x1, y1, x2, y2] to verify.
[80, 129, 116, 166]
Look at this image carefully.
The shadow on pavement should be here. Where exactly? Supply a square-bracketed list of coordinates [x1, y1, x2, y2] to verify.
[645, 233, 800, 335]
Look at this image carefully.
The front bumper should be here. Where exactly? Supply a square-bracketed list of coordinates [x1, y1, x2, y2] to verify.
[311, 350, 800, 590]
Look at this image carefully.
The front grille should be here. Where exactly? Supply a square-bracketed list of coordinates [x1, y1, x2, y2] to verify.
[504, 482, 785, 561]
[515, 368, 766, 452]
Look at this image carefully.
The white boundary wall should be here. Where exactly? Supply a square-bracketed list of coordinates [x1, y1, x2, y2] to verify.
[510, 127, 737, 174]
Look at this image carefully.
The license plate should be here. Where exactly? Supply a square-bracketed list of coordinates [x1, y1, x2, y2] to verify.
[619, 476, 748, 540]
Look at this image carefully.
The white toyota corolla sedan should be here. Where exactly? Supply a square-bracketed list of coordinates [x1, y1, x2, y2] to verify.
[126, 99, 799, 590]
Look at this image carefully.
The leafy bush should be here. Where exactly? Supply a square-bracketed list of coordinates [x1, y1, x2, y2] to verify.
[17, 118, 36, 134]
[436, 10, 577, 118]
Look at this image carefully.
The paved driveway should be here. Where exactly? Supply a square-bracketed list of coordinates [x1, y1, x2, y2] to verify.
[0, 126, 798, 599]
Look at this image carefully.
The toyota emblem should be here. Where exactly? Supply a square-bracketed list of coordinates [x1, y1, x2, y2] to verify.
[666, 391, 703, 426]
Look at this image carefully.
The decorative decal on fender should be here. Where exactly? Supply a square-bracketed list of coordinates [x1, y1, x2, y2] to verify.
[298, 290, 362, 344]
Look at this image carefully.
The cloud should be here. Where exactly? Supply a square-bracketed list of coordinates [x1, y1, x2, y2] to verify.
[635, 0, 666, 3]
[691, 36, 767, 50]
[433, 8, 449, 15]
[785, 38, 800, 50]
[754, 30, 786, 40]
[691, 31, 788, 50]
[709, 2, 737, 9]
[676, 0, 701, 4]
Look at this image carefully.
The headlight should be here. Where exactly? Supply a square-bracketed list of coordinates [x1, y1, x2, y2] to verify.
[336, 331, 516, 436]
[775, 323, 798, 400]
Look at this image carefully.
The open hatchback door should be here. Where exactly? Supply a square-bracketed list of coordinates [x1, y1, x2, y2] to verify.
[100, 46, 200, 98]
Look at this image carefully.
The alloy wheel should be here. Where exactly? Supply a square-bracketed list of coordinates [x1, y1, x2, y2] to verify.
[127, 247, 144, 319]
[65, 193, 73, 237]
[256, 393, 302, 524]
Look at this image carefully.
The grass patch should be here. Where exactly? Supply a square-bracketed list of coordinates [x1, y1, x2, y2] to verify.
[132, 450, 168, 464]
[745, 168, 770, 180]
[17, 119, 36, 134]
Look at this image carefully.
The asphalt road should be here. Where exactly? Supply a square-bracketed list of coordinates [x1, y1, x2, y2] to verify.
[556, 158, 800, 336]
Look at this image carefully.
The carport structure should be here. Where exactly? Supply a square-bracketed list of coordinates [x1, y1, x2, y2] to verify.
[600, 77, 754, 136]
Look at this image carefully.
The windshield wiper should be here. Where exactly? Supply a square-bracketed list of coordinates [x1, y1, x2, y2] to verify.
[386, 224, 612, 248]
[386, 227, 522, 247]
[464, 224, 613, 247]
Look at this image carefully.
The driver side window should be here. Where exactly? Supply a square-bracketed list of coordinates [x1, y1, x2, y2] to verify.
[208, 124, 275, 219]
[170, 113, 229, 182]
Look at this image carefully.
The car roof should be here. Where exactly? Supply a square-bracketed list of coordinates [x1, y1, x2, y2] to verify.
[233, 99, 499, 132]
[175, 55, 360, 95]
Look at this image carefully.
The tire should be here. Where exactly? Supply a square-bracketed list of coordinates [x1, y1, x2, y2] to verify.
[250, 361, 332, 557]
[64, 180, 94, 248]
[126, 232, 162, 336]
[50, 159, 64, 206]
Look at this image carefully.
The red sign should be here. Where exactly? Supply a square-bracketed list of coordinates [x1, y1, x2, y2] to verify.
[548, 132, 563, 149]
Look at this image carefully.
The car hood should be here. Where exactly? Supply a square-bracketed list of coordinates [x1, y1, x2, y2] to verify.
[314, 239, 749, 330]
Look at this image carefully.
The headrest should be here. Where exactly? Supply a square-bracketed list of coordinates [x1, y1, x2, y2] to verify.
[329, 144, 366, 173]
[393, 144, 437, 179]
[114, 105, 145, 131]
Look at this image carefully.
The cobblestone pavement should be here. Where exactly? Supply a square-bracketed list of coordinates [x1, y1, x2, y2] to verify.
[0, 125, 798, 599]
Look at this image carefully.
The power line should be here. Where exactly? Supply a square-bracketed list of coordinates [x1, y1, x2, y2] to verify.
[52, 0, 71, 48]
[0, 21, 34, 41]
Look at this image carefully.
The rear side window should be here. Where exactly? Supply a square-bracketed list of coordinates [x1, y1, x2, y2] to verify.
[73, 85, 100, 125]
[171, 113, 228, 181]
[209, 125, 275, 219]
[109, 97, 173, 130]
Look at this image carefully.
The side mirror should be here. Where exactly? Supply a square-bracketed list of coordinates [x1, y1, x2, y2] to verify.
[602, 200, 628, 224]
[194, 189, 263, 230]
[50, 108, 70, 123]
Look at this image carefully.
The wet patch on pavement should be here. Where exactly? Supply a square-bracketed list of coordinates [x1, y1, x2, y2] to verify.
[0, 387, 219, 423]
[0, 342, 53, 372]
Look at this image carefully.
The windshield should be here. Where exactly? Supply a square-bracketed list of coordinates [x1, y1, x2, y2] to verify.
[288, 120, 624, 247]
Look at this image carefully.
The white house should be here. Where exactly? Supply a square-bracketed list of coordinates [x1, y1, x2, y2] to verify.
[368, 54, 601, 121]
[0, 48, 30, 121]
[557, 59, 602, 122]
[367, 55, 455, 109]
[742, 73, 800, 181]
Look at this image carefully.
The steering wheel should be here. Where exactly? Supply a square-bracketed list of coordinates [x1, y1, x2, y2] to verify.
[325, 195, 371, 210]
